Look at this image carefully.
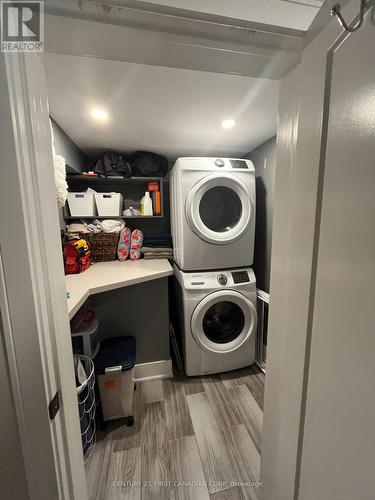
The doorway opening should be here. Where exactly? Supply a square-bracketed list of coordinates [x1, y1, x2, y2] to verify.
[39, 1, 322, 498]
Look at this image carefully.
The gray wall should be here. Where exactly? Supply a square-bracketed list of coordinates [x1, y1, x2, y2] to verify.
[0, 314, 29, 500]
[51, 118, 88, 174]
[91, 278, 170, 364]
[246, 136, 277, 293]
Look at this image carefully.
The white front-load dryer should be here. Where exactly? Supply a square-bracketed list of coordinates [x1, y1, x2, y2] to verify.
[170, 157, 256, 271]
[174, 265, 257, 376]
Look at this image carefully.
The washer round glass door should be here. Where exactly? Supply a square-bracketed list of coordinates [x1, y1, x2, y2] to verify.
[191, 290, 257, 354]
[185, 174, 253, 244]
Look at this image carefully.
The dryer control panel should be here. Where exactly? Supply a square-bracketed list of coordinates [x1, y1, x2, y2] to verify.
[231, 271, 250, 284]
[174, 157, 255, 172]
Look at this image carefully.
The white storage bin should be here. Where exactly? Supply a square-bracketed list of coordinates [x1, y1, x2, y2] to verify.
[97, 367, 134, 421]
[67, 192, 96, 217]
[95, 193, 123, 216]
[94, 336, 136, 424]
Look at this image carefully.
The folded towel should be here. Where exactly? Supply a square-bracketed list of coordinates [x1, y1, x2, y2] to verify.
[67, 223, 89, 234]
[84, 219, 102, 233]
[101, 219, 126, 233]
[141, 246, 173, 253]
[143, 254, 173, 260]
[144, 233, 171, 240]
[142, 251, 173, 258]
[144, 234, 172, 244]
[142, 242, 172, 248]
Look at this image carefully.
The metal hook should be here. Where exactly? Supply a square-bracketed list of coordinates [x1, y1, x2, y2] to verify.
[331, 0, 367, 32]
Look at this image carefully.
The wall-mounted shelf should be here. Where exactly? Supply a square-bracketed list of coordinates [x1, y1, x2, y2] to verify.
[64, 175, 166, 220]
[67, 175, 163, 185]
[65, 215, 163, 220]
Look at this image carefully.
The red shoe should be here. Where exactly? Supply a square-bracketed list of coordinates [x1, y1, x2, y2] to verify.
[130, 229, 144, 261]
[117, 227, 131, 261]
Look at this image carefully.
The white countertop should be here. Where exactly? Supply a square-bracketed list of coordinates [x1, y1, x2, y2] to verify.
[66, 259, 173, 319]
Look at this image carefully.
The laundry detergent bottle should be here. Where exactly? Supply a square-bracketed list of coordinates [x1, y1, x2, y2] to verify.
[141, 191, 153, 216]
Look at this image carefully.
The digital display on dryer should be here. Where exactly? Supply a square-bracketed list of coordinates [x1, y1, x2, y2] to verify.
[232, 271, 250, 284]
[230, 160, 248, 169]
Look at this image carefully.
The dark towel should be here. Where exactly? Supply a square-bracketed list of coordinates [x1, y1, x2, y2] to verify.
[144, 234, 172, 244]
[143, 242, 172, 248]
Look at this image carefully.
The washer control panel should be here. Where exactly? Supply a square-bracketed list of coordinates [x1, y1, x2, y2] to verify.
[214, 159, 225, 167]
[217, 274, 228, 286]
[175, 265, 256, 290]
[230, 159, 249, 169]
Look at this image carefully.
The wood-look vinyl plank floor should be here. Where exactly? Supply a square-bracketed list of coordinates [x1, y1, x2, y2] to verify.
[240, 366, 265, 410]
[230, 385, 263, 453]
[141, 401, 168, 453]
[163, 378, 194, 440]
[105, 447, 141, 500]
[185, 391, 236, 495]
[202, 377, 243, 430]
[219, 370, 245, 389]
[113, 383, 143, 452]
[180, 376, 205, 396]
[86, 365, 265, 500]
[223, 425, 261, 500]
[86, 430, 115, 500]
[210, 487, 246, 500]
[141, 402, 175, 500]
[141, 380, 164, 405]
[169, 435, 210, 500]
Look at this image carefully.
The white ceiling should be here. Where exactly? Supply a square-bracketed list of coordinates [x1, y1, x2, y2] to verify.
[45, 54, 278, 160]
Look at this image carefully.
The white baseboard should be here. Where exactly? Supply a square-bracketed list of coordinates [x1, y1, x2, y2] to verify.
[134, 359, 173, 382]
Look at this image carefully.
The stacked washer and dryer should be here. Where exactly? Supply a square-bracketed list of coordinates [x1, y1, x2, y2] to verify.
[170, 157, 258, 376]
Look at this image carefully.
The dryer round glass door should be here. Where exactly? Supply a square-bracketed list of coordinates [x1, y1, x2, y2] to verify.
[185, 174, 254, 244]
[191, 290, 257, 354]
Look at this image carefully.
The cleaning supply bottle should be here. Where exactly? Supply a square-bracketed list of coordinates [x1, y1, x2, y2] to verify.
[140, 191, 153, 216]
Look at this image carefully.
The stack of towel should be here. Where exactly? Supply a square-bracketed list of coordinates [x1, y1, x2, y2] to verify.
[141, 234, 173, 260]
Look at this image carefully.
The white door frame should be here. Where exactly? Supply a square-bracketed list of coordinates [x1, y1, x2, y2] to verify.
[0, 51, 87, 499]
[261, 1, 370, 498]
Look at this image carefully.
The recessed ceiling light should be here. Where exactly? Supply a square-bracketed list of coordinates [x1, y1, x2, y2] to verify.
[90, 108, 109, 121]
[222, 118, 236, 129]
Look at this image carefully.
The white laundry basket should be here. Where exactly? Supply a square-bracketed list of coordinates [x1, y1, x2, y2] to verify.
[75, 355, 96, 461]
[94, 336, 136, 425]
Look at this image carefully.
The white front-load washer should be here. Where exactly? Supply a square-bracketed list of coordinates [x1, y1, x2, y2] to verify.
[174, 265, 257, 376]
[170, 157, 256, 271]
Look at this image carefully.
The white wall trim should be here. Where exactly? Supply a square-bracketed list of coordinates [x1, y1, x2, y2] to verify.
[134, 359, 173, 382]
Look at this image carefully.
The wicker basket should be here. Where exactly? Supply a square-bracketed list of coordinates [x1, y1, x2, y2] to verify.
[80, 232, 119, 262]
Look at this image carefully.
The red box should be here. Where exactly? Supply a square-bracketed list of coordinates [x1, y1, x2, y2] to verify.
[148, 182, 159, 192]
